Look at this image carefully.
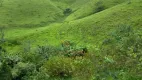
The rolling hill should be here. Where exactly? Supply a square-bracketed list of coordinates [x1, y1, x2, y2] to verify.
[0, 0, 142, 79]
[0, 0, 141, 52]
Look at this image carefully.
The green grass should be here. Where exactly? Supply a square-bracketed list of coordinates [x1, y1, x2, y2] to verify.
[0, 0, 67, 27]
[0, 0, 142, 79]
[2, 0, 142, 53]
[65, 0, 129, 21]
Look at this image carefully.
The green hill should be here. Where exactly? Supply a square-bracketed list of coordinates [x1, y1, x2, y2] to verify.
[65, 0, 129, 21]
[0, 0, 142, 79]
[1, 0, 141, 51]
[6, 0, 141, 48]
[0, 0, 68, 27]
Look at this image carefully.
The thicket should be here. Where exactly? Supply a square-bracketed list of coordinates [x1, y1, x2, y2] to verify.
[94, 25, 142, 79]
[0, 25, 141, 80]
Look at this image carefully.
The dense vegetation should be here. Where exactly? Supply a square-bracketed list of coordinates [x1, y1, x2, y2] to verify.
[0, 0, 142, 80]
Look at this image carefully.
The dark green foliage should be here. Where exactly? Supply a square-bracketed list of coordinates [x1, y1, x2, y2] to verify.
[3, 57, 20, 68]
[95, 5, 105, 13]
[96, 25, 142, 79]
[95, 1, 105, 13]
[36, 45, 59, 58]
[21, 45, 60, 74]
[63, 8, 72, 15]
[43, 57, 74, 78]
[65, 47, 88, 59]
[12, 62, 36, 80]
[0, 46, 6, 54]
[43, 56, 94, 79]
[0, 61, 12, 80]
[7, 40, 21, 46]
[61, 40, 88, 58]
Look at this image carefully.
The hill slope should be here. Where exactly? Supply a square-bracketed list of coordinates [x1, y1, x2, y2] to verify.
[0, 0, 72, 27]
[4, 0, 142, 52]
[65, 0, 129, 21]
[0, 0, 142, 79]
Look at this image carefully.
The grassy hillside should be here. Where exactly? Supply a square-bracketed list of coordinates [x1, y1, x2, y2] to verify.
[65, 0, 129, 21]
[6, 0, 141, 49]
[0, 0, 67, 27]
[1, 0, 141, 53]
[0, 0, 142, 80]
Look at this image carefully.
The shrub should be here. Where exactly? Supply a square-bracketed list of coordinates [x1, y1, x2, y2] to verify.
[21, 52, 45, 69]
[43, 56, 74, 78]
[72, 59, 94, 80]
[0, 61, 12, 80]
[95, 1, 105, 13]
[42, 56, 94, 80]
[7, 40, 21, 46]
[11, 62, 36, 80]
[98, 25, 142, 79]
[35, 45, 59, 59]
[0, 46, 6, 54]
[63, 8, 72, 15]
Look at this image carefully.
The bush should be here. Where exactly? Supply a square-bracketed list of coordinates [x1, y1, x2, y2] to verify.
[97, 25, 142, 79]
[7, 40, 21, 46]
[95, 1, 105, 13]
[42, 56, 94, 80]
[21, 52, 46, 71]
[0, 61, 12, 80]
[35, 45, 59, 59]
[63, 8, 72, 15]
[11, 62, 36, 80]
[43, 56, 74, 78]
[0, 46, 6, 54]
[72, 59, 94, 80]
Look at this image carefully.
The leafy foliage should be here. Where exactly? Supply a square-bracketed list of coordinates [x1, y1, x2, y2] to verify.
[63, 8, 72, 15]
[43, 56, 74, 78]
[95, 1, 105, 13]
[43, 56, 94, 80]
[95, 25, 142, 79]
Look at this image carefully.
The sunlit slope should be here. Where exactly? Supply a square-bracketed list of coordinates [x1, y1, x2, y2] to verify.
[60, 0, 142, 44]
[3, 0, 142, 53]
[0, 0, 89, 28]
[8, 0, 142, 48]
[65, 0, 130, 21]
[0, 0, 64, 27]
[51, 0, 89, 13]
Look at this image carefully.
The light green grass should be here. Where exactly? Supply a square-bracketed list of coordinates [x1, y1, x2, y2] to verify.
[3, 0, 142, 54]
[0, 0, 66, 27]
[0, 0, 142, 79]
[65, 0, 129, 21]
